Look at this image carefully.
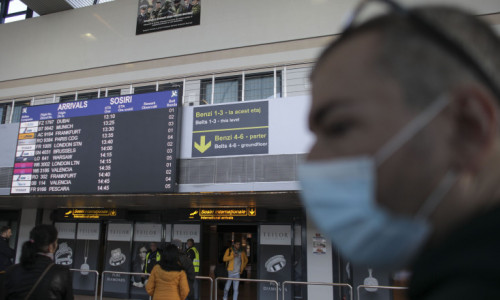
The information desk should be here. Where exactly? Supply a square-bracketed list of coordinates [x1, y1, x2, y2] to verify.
[11, 90, 180, 195]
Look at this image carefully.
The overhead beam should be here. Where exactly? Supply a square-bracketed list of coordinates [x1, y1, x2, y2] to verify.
[20, 0, 73, 15]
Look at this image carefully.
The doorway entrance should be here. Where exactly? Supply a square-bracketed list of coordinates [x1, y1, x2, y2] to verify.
[201, 224, 258, 300]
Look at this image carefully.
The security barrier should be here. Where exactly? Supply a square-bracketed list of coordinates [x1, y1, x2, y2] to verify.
[282, 281, 353, 300]
[69, 268, 99, 300]
[215, 277, 280, 300]
[100, 271, 151, 300]
[195, 275, 213, 300]
[70, 270, 404, 300]
[357, 285, 408, 300]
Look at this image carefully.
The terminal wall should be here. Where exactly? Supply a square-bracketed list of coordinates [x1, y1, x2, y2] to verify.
[0, 0, 498, 83]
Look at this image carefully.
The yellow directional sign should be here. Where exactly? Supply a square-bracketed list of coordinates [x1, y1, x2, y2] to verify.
[194, 135, 211, 153]
[187, 207, 257, 220]
[61, 208, 120, 219]
[248, 207, 256, 216]
[189, 210, 199, 219]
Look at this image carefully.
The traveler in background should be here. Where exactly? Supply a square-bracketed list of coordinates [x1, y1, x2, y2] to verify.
[186, 238, 199, 300]
[0, 226, 15, 271]
[5, 224, 73, 299]
[172, 239, 195, 300]
[299, 1, 500, 299]
[146, 244, 190, 300]
[222, 241, 248, 300]
[145, 242, 162, 274]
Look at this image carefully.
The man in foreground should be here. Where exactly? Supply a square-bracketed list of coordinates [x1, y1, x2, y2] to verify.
[299, 1, 500, 299]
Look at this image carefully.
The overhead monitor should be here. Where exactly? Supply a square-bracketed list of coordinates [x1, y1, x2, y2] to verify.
[11, 90, 180, 195]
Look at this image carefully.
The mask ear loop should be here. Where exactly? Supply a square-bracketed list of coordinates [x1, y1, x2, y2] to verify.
[414, 171, 457, 220]
[373, 94, 457, 220]
[374, 95, 450, 166]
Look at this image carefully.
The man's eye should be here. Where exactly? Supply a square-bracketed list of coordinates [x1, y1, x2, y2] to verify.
[326, 121, 352, 136]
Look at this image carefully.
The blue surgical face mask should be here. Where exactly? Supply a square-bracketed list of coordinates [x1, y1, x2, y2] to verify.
[298, 96, 457, 270]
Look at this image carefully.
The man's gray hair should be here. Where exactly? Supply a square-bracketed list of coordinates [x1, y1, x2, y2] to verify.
[313, 6, 500, 109]
[378, 6, 500, 108]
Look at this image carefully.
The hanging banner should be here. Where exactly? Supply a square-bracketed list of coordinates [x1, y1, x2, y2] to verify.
[130, 242, 149, 300]
[192, 101, 269, 157]
[136, 0, 201, 35]
[259, 225, 293, 300]
[103, 223, 133, 299]
[133, 223, 162, 242]
[73, 223, 101, 296]
[130, 223, 162, 299]
[172, 224, 200, 243]
[54, 223, 76, 267]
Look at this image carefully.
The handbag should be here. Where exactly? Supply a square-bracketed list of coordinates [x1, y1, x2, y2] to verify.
[25, 263, 54, 300]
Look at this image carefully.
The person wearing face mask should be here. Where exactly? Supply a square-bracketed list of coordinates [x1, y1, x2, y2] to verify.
[4, 224, 73, 300]
[299, 1, 500, 299]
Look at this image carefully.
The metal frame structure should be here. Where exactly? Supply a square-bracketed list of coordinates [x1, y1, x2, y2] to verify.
[282, 281, 353, 300]
[215, 277, 280, 300]
[195, 275, 214, 300]
[69, 268, 100, 300]
[0, 0, 33, 24]
[357, 284, 409, 300]
[0, 61, 314, 125]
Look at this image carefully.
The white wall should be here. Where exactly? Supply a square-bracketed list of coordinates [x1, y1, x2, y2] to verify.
[0, 0, 342, 82]
[0, 0, 498, 83]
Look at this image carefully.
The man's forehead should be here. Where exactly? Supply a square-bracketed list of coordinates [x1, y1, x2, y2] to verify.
[311, 33, 384, 108]
[313, 32, 381, 83]
[309, 32, 414, 133]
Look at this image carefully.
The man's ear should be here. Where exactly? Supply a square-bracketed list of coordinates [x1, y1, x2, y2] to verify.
[450, 85, 498, 173]
[48, 241, 58, 253]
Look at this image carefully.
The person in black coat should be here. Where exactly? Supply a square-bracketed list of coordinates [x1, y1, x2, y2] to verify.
[5, 224, 73, 300]
[0, 226, 15, 271]
[172, 239, 195, 299]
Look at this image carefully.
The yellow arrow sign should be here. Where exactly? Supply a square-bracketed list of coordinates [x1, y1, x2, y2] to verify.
[194, 136, 211, 153]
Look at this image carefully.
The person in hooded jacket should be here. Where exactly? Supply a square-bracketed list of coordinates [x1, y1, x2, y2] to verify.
[146, 244, 189, 300]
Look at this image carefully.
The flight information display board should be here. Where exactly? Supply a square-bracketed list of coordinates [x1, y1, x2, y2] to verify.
[11, 90, 180, 195]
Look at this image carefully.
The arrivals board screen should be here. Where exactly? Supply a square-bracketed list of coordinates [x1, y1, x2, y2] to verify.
[10, 90, 180, 195]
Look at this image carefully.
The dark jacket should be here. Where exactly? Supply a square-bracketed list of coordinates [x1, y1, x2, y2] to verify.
[0, 237, 15, 271]
[179, 252, 195, 298]
[145, 249, 162, 274]
[5, 254, 74, 300]
[409, 205, 500, 300]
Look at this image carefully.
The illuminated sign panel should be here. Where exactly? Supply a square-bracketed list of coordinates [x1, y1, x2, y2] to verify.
[188, 207, 257, 220]
[56, 208, 126, 220]
[192, 101, 269, 157]
[10, 90, 180, 195]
